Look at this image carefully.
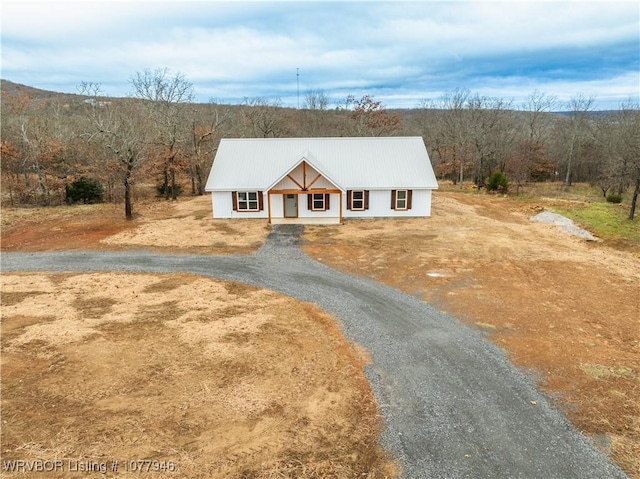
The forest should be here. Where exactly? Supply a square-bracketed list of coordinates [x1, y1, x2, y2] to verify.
[1, 69, 639, 220]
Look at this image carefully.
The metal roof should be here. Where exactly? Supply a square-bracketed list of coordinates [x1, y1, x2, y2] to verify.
[205, 137, 439, 191]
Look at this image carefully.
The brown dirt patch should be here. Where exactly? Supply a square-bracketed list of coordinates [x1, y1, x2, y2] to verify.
[4, 189, 638, 476]
[0, 195, 269, 254]
[1, 272, 396, 478]
[303, 191, 640, 478]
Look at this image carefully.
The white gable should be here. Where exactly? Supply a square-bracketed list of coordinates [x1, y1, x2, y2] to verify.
[270, 160, 341, 191]
[205, 137, 438, 191]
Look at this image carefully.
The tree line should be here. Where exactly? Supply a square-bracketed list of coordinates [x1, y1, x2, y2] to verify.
[1, 70, 639, 219]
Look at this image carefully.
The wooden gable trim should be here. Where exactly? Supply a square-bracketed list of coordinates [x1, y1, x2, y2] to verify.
[270, 188, 340, 195]
[286, 174, 304, 190]
[303, 161, 307, 189]
[299, 162, 323, 190]
[281, 162, 325, 191]
[306, 173, 322, 190]
[269, 159, 344, 193]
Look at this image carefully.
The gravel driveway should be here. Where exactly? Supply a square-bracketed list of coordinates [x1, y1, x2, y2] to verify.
[1, 225, 627, 478]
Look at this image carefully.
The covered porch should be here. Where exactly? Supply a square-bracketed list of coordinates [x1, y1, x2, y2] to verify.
[266, 158, 343, 225]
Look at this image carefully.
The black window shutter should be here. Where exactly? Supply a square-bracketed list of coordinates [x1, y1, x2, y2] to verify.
[364, 190, 370, 210]
[407, 190, 413, 210]
[391, 190, 396, 210]
[347, 190, 352, 210]
[307, 194, 312, 210]
[232, 191, 238, 211]
[325, 193, 330, 210]
[258, 191, 264, 211]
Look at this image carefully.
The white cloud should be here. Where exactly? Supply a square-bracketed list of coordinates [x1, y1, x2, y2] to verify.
[1, 1, 638, 109]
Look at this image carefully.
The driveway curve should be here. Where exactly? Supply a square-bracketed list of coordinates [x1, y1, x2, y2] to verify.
[1, 225, 626, 479]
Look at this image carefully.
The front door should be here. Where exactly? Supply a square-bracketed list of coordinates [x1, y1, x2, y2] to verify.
[284, 194, 298, 218]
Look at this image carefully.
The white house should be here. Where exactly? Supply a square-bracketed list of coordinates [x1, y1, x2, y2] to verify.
[205, 137, 438, 224]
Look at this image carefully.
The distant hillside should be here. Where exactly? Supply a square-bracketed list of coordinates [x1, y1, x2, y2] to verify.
[2, 79, 619, 119]
[0, 79, 83, 101]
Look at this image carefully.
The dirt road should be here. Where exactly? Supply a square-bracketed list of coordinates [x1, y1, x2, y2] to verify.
[2, 225, 627, 478]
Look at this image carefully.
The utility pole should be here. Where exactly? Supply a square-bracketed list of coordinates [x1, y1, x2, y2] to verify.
[297, 68, 300, 109]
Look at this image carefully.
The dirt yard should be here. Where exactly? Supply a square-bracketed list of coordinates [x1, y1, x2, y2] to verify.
[1, 272, 394, 478]
[1, 191, 638, 477]
[303, 192, 640, 478]
[0, 196, 394, 478]
[0, 196, 270, 254]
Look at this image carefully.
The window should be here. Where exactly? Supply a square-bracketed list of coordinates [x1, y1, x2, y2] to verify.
[307, 193, 330, 211]
[312, 193, 325, 211]
[347, 190, 369, 211]
[351, 190, 365, 210]
[235, 191, 260, 211]
[395, 190, 408, 210]
[391, 189, 412, 210]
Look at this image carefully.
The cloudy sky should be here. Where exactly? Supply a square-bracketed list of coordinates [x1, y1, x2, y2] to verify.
[2, 0, 638, 110]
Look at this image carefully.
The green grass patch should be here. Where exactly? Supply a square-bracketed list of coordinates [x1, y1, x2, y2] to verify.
[550, 202, 640, 242]
[517, 182, 605, 202]
[579, 363, 634, 379]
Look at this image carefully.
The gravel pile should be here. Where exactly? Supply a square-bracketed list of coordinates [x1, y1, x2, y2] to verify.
[531, 211, 597, 241]
[2, 226, 624, 478]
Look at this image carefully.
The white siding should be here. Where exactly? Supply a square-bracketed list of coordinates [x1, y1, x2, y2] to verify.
[298, 193, 340, 219]
[211, 191, 232, 218]
[343, 189, 432, 218]
[271, 217, 340, 225]
[215, 189, 432, 221]
[270, 194, 284, 218]
[268, 193, 341, 221]
[211, 191, 268, 219]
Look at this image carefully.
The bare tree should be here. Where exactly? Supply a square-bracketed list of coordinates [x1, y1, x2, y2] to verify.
[433, 88, 473, 187]
[523, 90, 558, 142]
[344, 94, 400, 137]
[131, 68, 194, 200]
[506, 90, 558, 192]
[186, 102, 229, 195]
[1, 91, 35, 203]
[467, 94, 515, 187]
[301, 89, 330, 136]
[0, 90, 60, 205]
[560, 94, 595, 190]
[0, 138, 23, 205]
[80, 83, 149, 219]
[614, 102, 640, 219]
[240, 97, 288, 137]
[304, 89, 329, 111]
